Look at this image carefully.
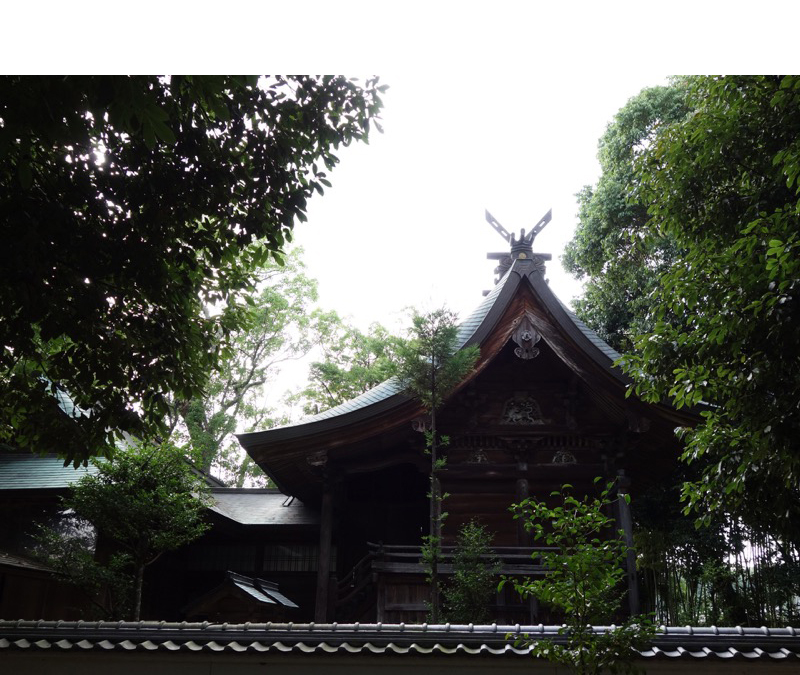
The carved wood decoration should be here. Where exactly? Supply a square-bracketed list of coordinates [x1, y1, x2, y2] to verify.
[411, 415, 431, 433]
[500, 394, 545, 425]
[466, 448, 489, 464]
[527, 254, 548, 275]
[449, 436, 499, 465]
[511, 312, 542, 360]
[551, 450, 577, 465]
[306, 450, 328, 467]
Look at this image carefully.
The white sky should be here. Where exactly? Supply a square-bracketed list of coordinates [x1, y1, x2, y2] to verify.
[278, 70, 669, 406]
[294, 70, 669, 331]
[7, 0, 798, 409]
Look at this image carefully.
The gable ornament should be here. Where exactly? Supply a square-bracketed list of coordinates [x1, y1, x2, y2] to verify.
[511, 313, 542, 360]
[411, 415, 432, 434]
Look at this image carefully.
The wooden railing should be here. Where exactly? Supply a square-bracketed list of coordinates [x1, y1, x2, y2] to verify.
[335, 543, 558, 623]
[366, 541, 556, 575]
[334, 549, 378, 622]
[336, 549, 376, 606]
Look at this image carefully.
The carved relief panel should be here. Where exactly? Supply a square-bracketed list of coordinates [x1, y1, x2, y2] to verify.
[500, 394, 548, 425]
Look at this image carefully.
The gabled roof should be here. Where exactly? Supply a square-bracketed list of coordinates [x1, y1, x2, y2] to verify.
[182, 571, 299, 616]
[239, 259, 619, 438]
[237, 256, 689, 498]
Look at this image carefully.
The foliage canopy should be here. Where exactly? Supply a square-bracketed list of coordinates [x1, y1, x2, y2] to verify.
[621, 75, 800, 529]
[396, 309, 478, 414]
[563, 83, 688, 353]
[563, 75, 800, 625]
[292, 319, 404, 416]
[172, 252, 324, 486]
[0, 75, 384, 462]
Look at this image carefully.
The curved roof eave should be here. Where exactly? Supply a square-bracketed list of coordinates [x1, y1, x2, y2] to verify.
[236, 268, 522, 450]
[236, 259, 633, 451]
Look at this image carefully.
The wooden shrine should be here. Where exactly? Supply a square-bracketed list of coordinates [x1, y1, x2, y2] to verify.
[237, 211, 693, 625]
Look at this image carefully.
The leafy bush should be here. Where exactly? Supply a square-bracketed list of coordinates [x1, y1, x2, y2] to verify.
[442, 520, 500, 624]
[504, 480, 655, 675]
[33, 441, 209, 619]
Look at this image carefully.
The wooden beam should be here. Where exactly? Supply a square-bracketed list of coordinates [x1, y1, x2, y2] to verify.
[314, 478, 334, 622]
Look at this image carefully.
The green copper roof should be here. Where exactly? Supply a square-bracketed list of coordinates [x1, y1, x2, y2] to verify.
[0, 454, 98, 490]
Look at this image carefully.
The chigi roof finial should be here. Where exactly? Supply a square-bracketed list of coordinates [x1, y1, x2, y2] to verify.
[484, 209, 553, 288]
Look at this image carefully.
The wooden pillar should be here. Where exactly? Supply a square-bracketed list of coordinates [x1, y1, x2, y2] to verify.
[515, 468, 530, 546]
[616, 472, 639, 615]
[327, 571, 337, 622]
[376, 574, 386, 623]
[529, 595, 540, 624]
[315, 477, 334, 623]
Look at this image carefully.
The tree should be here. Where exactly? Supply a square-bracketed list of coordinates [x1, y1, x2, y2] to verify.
[35, 441, 210, 620]
[0, 75, 385, 462]
[566, 76, 800, 621]
[505, 481, 655, 675]
[291, 318, 404, 415]
[396, 308, 479, 622]
[171, 252, 325, 486]
[441, 520, 500, 624]
[622, 76, 800, 533]
[33, 512, 134, 619]
[629, 471, 798, 627]
[563, 84, 688, 352]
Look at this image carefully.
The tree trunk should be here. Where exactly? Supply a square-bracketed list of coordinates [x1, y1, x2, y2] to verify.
[133, 563, 145, 621]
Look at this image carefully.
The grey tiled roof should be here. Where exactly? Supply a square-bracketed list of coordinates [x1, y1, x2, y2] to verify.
[0, 454, 98, 490]
[281, 272, 517, 429]
[294, 376, 405, 425]
[228, 572, 299, 608]
[557, 299, 623, 362]
[2, 620, 800, 660]
[208, 489, 319, 526]
[455, 270, 512, 348]
[0, 551, 53, 573]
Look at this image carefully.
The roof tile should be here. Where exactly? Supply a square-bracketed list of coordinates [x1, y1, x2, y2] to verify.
[0, 454, 98, 490]
[208, 489, 318, 526]
[3, 620, 800, 660]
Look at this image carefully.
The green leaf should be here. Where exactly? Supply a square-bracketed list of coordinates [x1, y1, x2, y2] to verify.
[18, 160, 32, 189]
[152, 119, 176, 145]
